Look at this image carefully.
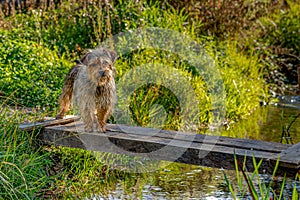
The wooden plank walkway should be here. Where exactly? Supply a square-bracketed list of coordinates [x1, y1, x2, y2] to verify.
[20, 116, 300, 177]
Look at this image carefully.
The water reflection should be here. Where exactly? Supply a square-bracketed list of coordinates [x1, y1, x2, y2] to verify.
[221, 98, 300, 144]
[87, 162, 237, 199]
[85, 158, 299, 199]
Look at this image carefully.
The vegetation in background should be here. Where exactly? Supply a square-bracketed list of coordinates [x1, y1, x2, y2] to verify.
[163, 0, 282, 39]
[0, 30, 72, 108]
[0, 0, 299, 198]
[0, 1, 268, 126]
[250, 1, 300, 95]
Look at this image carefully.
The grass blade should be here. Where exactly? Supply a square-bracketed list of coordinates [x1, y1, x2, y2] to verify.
[223, 170, 236, 199]
[237, 159, 258, 200]
[278, 174, 286, 200]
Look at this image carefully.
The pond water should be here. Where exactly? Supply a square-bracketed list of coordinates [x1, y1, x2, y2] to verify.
[220, 96, 300, 144]
[79, 97, 300, 199]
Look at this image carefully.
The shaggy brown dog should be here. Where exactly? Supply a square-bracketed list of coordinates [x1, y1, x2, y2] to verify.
[56, 48, 117, 132]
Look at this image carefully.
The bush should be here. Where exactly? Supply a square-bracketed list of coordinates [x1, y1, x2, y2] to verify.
[248, 1, 300, 95]
[162, 0, 279, 39]
[214, 42, 267, 120]
[114, 40, 267, 130]
[0, 30, 72, 108]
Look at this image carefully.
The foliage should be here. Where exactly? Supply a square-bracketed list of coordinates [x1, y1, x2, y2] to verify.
[245, 0, 300, 95]
[214, 42, 267, 121]
[162, 0, 280, 39]
[0, 1, 198, 56]
[0, 30, 72, 108]
[0, 106, 52, 199]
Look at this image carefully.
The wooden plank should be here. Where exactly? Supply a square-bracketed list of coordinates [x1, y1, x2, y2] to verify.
[108, 124, 291, 153]
[19, 115, 80, 131]
[273, 142, 300, 169]
[38, 121, 298, 177]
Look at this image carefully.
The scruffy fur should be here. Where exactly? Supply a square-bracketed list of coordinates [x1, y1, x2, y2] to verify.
[56, 48, 117, 132]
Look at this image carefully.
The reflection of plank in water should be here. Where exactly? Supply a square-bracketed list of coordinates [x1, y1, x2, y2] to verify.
[277, 103, 300, 110]
[277, 95, 300, 109]
[20, 117, 299, 177]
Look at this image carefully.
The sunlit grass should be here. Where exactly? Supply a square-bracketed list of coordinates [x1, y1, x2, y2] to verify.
[0, 104, 52, 199]
[224, 155, 300, 200]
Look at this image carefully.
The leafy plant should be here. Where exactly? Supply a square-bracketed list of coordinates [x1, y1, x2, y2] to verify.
[0, 30, 72, 108]
[247, 1, 300, 95]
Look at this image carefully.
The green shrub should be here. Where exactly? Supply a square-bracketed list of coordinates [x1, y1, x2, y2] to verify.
[1, 0, 146, 56]
[0, 30, 72, 108]
[114, 40, 267, 130]
[161, 0, 278, 39]
[249, 1, 300, 95]
[5, 7, 95, 57]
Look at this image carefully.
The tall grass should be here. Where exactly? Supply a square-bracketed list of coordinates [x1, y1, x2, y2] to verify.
[0, 104, 52, 199]
[224, 155, 300, 199]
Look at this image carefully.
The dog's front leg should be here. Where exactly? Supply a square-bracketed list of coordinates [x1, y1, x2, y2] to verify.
[81, 108, 95, 132]
[96, 108, 111, 132]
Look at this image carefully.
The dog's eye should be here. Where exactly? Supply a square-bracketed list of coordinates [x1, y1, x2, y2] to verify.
[90, 63, 98, 68]
[102, 61, 109, 66]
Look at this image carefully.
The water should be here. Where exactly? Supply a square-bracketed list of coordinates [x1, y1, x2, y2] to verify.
[80, 97, 300, 199]
[221, 103, 300, 144]
[87, 164, 235, 199]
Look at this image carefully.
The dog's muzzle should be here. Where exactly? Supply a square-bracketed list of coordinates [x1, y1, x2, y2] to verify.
[99, 70, 106, 77]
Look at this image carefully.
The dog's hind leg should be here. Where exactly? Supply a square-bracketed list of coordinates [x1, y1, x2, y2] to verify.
[55, 87, 72, 119]
[56, 66, 80, 119]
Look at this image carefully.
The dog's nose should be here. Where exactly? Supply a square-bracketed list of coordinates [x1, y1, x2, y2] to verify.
[99, 70, 105, 77]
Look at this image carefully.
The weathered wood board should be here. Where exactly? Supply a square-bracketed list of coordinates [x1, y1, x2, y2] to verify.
[24, 118, 300, 177]
[19, 115, 80, 131]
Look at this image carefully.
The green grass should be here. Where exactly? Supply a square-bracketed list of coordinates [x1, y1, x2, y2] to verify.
[0, 106, 52, 199]
[223, 155, 300, 200]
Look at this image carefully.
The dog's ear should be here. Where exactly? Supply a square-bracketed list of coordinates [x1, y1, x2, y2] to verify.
[74, 59, 83, 65]
[80, 50, 98, 65]
[80, 52, 90, 65]
[107, 50, 117, 63]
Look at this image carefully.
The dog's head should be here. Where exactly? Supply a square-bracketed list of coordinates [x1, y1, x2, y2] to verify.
[81, 48, 117, 86]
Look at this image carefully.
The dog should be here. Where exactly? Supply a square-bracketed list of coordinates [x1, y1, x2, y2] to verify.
[56, 48, 117, 132]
